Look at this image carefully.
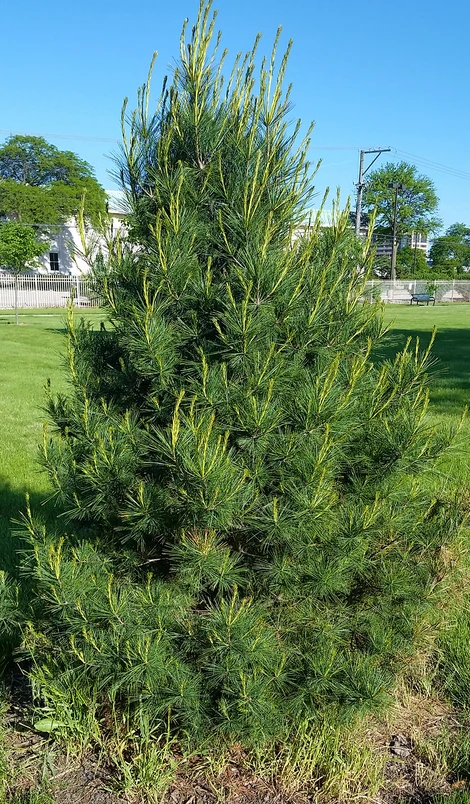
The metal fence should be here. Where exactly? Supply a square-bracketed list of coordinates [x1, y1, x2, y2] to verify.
[2, 274, 470, 310]
[363, 280, 470, 304]
[0, 274, 99, 309]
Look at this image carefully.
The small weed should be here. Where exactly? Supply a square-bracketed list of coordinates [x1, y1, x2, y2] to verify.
[247, 718, 386, 800]
[108, 729, 180, 802]
[398, 791, 470, 804]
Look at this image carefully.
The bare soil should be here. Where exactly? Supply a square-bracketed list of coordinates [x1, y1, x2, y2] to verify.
[2, 686, 468, 804]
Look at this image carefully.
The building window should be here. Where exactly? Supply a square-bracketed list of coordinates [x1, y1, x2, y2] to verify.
[49, 253, 60, 272]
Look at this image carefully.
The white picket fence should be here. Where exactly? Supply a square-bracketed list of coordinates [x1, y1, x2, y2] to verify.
[0, 274, 99, 309]
[364, 280, 470, 304]
[2, 274, 470, 310]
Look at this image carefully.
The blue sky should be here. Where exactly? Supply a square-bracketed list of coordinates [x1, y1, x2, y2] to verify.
[1, 0, 469, 230]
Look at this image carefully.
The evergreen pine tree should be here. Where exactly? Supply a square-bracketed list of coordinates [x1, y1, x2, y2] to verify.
[22, 2, 464, 744]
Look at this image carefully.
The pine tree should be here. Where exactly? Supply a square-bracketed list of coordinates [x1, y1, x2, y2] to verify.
[22, 2, 464, 745]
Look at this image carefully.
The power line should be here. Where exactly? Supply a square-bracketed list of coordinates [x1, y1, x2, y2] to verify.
[392, 149, 470, 181]
[309, 145, 470, 184]
[1, 129, 469, 179]
[2, 127, 469, 200]
[1, 130, 468, 181]
[395, 149, 470, 176]
[0, 129, 119, 144]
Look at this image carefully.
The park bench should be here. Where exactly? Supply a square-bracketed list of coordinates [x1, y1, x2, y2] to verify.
[410, 293, 435, 306]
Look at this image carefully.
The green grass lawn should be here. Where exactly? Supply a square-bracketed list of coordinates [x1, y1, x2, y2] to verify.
[0, 309, 104, 573]
[1, 304, 469, 573]
[382, 304, 470, 488]
[382, 304, 470, 418]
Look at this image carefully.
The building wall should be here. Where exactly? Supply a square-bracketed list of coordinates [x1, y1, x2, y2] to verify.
[372, 232, 428, 258]
[36, 210, 126, 276]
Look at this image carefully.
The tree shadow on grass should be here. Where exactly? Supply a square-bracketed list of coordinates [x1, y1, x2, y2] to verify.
[0, 479, 62, 578]
[0, 479, 74, 670]
[0, 480, 59, 667]
[377, 328, 470, 418]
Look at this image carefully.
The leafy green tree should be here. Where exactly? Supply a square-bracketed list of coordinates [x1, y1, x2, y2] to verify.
[0, 221, 48, 323]
[430, 223, 470, 276]
[0, 135, 107, 228]
[396, 245, 433, 278]
[371, 252, 393, 279]
[363, 162, 441, 242]
[21, 3, 464, 747]
[372, 244, 433, 280]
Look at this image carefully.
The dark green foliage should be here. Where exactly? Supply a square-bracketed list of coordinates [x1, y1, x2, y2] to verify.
[0, 573, 19, 634]
[430, 223, 470, 277]
[439, 615, 470, 709]
[22, 2, 465, 746]
[362, 161, 441, 240]
[0, 572, 20, 668]
[0, 135, 107, 227]
[396, 246, 433, 278]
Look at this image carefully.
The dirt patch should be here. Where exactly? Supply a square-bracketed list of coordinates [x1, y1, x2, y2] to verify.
[365, 690, 468, 803]
[49, 758, 126, 804]
[2, 685, 469, 804]
[3, 738, 127, 804]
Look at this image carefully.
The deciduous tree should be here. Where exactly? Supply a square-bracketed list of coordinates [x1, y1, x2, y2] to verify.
[430, 223, 470, 276]
[0, 221, 48, 323]
[396, 245, 432, 278]
[0, 135, 107, 228]
[363, 162, 440, 241]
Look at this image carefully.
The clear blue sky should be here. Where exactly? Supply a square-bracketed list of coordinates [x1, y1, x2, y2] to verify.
[1, 0, 469, 230]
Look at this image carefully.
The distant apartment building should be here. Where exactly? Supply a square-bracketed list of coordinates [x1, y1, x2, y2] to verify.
[373, 231, 429, 258]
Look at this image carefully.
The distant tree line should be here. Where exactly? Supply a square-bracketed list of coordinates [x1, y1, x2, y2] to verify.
[356, 161, 470, 280]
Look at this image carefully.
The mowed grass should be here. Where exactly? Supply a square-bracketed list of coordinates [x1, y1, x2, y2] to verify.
[381, 304, 470, 418]
[0, 304, 469, 572]
[0, 309, 104, 573]
[381, 303, 470, 487]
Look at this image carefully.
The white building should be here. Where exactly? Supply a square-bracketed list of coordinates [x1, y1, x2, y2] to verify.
[36, 190, 128, 276]
[293, 208, 344, 241]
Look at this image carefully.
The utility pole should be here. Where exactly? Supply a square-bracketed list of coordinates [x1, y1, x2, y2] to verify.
[355, 147, 391, 237]
[389, 182, 406, 281]
[413, 233, 418, 275]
